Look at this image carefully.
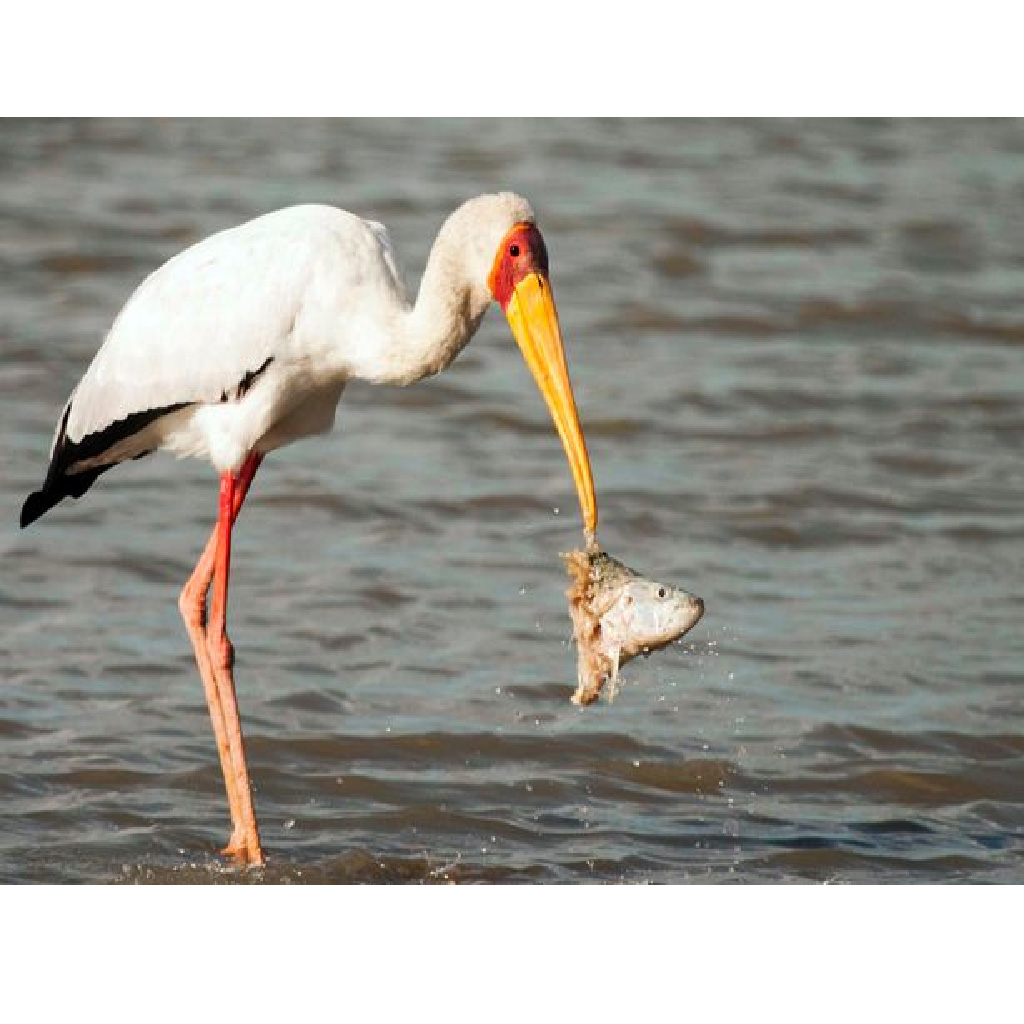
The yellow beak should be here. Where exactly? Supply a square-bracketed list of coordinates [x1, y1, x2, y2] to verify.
[505, 271, 598, 541]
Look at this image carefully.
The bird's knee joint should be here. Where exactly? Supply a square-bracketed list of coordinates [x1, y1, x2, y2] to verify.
[178, 585, 207, 628]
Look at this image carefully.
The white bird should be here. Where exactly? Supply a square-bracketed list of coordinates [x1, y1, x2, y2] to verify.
[21, 192, 598, 867]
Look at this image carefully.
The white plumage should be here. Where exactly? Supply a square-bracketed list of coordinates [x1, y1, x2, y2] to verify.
[53, 195, 529, 483]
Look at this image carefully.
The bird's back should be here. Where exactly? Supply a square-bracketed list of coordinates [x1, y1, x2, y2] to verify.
[68, 204, 402, 441]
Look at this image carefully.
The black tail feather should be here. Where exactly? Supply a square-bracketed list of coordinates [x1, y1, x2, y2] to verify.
[20, 398, 189, 529]
[20, 465, 110, 528]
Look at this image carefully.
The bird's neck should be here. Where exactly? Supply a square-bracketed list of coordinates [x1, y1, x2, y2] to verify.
[367, 218, 491, 387]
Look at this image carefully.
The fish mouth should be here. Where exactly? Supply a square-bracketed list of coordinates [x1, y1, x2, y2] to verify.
[504, 271, 597, 542]
[653, 594, 705, 652]
[682, 594, 705, 633]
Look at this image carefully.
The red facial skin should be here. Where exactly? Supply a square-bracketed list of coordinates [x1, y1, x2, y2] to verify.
[487, 222, 550, 310]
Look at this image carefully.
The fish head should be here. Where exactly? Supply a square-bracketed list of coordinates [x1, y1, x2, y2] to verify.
[599, 576, 705, 663]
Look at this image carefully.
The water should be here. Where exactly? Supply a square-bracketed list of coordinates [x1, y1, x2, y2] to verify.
[1, 118, 1022, 883]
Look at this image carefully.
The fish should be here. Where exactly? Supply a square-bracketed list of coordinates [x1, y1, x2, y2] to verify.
[564, 549, 705, 706]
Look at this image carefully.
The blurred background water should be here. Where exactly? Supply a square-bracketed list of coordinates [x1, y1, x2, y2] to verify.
[1, 118, 1022, 883]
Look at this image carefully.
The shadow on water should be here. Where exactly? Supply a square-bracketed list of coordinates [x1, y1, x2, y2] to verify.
[118, 851, 549, 885]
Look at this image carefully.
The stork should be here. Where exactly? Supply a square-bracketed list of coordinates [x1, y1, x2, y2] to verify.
[21, 192, 598, 867]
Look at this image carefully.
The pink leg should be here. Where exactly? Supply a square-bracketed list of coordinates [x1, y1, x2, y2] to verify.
[206, 463, 265, 866]
[178, 453, 264, 865]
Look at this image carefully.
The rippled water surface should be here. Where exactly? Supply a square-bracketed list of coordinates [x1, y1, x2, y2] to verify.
[2, 119, 1022, 883]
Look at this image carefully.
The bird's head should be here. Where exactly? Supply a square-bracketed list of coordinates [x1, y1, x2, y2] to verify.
[461, 192, 598, 541]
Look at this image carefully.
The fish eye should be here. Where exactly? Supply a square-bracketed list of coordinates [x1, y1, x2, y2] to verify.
[657, 587, 667, 599]
[509, 243, 520, 257]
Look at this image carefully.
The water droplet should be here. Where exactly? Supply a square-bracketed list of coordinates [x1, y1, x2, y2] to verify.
[553, 507, 560, 515]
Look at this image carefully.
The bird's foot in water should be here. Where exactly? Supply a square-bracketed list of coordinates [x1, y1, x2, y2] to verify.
[221, 831, 265, 867]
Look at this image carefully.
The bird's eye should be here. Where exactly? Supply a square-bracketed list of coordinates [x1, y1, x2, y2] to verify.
[657, 587, 667, 599]
[509, 243, 520, 257]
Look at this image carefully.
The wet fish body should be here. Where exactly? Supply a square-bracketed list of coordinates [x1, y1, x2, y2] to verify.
[564, 549, 704, 705]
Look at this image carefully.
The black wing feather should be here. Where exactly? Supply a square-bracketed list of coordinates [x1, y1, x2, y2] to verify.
[21, 355, 276, 528]
[20, 401, 189, 528]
